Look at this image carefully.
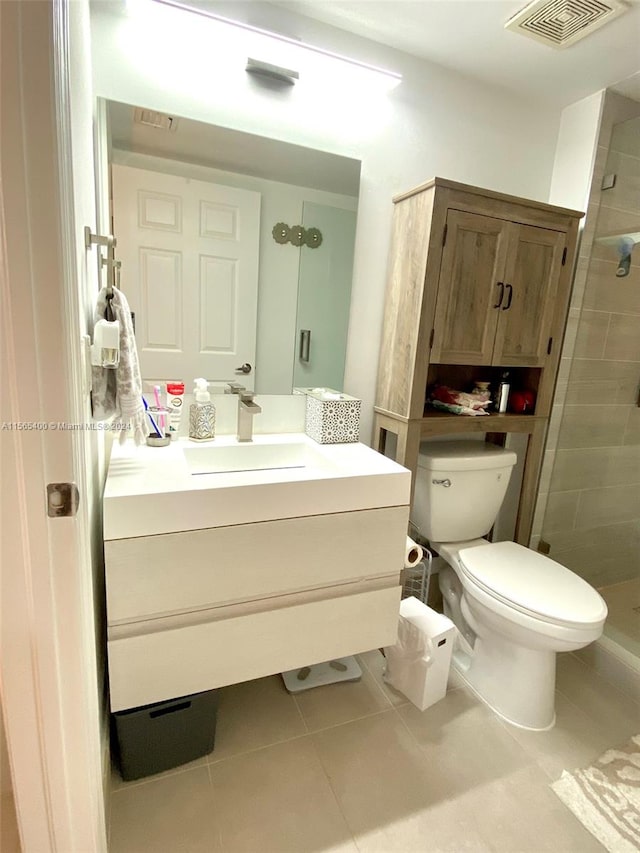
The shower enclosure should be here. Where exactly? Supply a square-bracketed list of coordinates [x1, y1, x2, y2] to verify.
[538, 108, 640, 664]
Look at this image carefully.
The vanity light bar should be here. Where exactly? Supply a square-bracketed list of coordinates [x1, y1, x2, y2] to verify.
[246, 58, 299, 86]
[150, 0, 402, 84]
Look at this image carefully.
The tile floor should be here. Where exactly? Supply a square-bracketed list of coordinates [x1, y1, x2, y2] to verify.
[108, 650, 640, 853]
[599, 577, 640, 658]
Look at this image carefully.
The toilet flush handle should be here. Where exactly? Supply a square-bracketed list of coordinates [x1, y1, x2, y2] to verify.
[432, 478, 452, 487]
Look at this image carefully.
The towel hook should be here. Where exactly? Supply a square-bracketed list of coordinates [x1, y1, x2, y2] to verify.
[84, 226, 116, 252]
[101, 255, 121, 299]
[84, 226, 120, 298]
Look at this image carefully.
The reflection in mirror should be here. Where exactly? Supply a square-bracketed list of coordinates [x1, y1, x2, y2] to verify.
[105, 99, 361, 394]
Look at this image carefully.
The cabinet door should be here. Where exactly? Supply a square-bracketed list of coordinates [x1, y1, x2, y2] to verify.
[493, 224, 565, 367]
[431, 210, 509, 364]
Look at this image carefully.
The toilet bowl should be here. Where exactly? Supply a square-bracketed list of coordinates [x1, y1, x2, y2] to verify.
[411, 440, 607, 731]
[436, 540, 607, 730]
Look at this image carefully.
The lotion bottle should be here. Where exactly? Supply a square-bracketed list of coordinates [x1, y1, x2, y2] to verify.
[189, 378, 216, 442]
[166, 381, 185, 441]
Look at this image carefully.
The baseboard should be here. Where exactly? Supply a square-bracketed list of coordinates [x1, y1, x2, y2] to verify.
[575, 637, 640, 704]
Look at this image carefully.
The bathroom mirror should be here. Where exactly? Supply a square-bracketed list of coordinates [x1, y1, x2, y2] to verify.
[104, 99, 361, 394]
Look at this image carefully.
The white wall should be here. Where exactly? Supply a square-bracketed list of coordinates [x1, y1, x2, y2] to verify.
[90, 1, 562, 440]
[110, 149, 357, 393]
[548, 91, 605, 212]
[530, 91, 606, 549]
[68, 0, 112, 816]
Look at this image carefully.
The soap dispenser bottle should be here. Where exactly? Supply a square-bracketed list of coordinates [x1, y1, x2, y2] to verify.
[189, 378, 216, 441]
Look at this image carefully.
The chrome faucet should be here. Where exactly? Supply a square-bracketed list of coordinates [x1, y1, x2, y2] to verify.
[227, 383, 262, 442]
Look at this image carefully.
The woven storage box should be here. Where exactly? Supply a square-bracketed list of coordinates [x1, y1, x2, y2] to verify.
[304, 389, 361, 444]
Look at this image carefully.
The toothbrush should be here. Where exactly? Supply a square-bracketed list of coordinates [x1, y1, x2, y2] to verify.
[142, 396, 161, 436]
[153, 385, 165, 431]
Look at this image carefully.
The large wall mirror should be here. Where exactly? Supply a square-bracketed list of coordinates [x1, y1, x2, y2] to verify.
[104, 99, 361, 395]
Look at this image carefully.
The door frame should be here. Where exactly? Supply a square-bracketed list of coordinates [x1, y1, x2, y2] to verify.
[1, 1, 107, 849]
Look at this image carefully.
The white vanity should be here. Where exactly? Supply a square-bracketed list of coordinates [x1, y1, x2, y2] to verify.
[104, 434, 411, 712]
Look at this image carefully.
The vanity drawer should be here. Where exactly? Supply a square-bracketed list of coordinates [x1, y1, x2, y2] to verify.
[108, 585, 401, 712]
[105, 506, 408, 625]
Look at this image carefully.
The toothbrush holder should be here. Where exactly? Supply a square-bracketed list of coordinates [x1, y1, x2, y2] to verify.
[146, 406, 171, 447]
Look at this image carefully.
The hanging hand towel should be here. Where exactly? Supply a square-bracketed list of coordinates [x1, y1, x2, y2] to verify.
[92, 286, 146, 445]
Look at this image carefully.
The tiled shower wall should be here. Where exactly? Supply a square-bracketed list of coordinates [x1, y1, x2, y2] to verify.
[533, 93, 640, 589]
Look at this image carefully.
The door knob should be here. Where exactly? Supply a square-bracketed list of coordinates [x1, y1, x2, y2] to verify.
[235, 363, 252, 374]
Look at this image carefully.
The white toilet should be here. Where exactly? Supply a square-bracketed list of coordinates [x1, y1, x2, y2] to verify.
[411, 440, 607, 731]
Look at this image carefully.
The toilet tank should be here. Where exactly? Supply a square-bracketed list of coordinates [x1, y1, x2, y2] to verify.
[410, 440, 517, 543]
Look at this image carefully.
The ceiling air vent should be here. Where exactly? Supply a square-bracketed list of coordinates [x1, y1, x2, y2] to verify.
[505, 0, 629, 48]
[133, 108, 178, 132]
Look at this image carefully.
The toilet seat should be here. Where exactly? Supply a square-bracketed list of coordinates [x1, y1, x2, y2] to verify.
[457, 541, 607, 629]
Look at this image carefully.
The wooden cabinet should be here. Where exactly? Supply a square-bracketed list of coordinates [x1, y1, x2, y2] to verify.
[432, 213, 566, 367]
[374, 178, 582, 544]
[431, 210, 509, 366]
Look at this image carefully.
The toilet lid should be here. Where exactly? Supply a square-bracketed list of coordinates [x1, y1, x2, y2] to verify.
[457, 541, 607, 627]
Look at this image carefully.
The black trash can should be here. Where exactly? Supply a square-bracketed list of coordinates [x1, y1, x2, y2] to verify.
[112, 689, 219, 781]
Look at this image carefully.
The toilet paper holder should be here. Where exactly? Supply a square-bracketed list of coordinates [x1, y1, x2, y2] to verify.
[402, 550, 433, 605]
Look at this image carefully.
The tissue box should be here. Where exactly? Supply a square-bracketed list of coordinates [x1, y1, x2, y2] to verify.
[304, 388, 361, 444]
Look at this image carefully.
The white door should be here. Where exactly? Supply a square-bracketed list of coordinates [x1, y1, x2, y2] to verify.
[1, 0, 107, 850]
[112, 164, 261, 389]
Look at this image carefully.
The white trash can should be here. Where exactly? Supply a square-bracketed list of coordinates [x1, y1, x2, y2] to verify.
[383, 596, 457, 711]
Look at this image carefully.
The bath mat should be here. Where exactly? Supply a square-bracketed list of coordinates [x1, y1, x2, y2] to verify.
[551, 733, 640, 853]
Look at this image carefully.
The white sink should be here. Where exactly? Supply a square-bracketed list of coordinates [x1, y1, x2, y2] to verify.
[103, 433, 411, 540]
[183, 441, 332, 476]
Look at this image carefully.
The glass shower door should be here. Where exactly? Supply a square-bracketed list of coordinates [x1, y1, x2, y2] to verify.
[539, 114, 640, 660]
